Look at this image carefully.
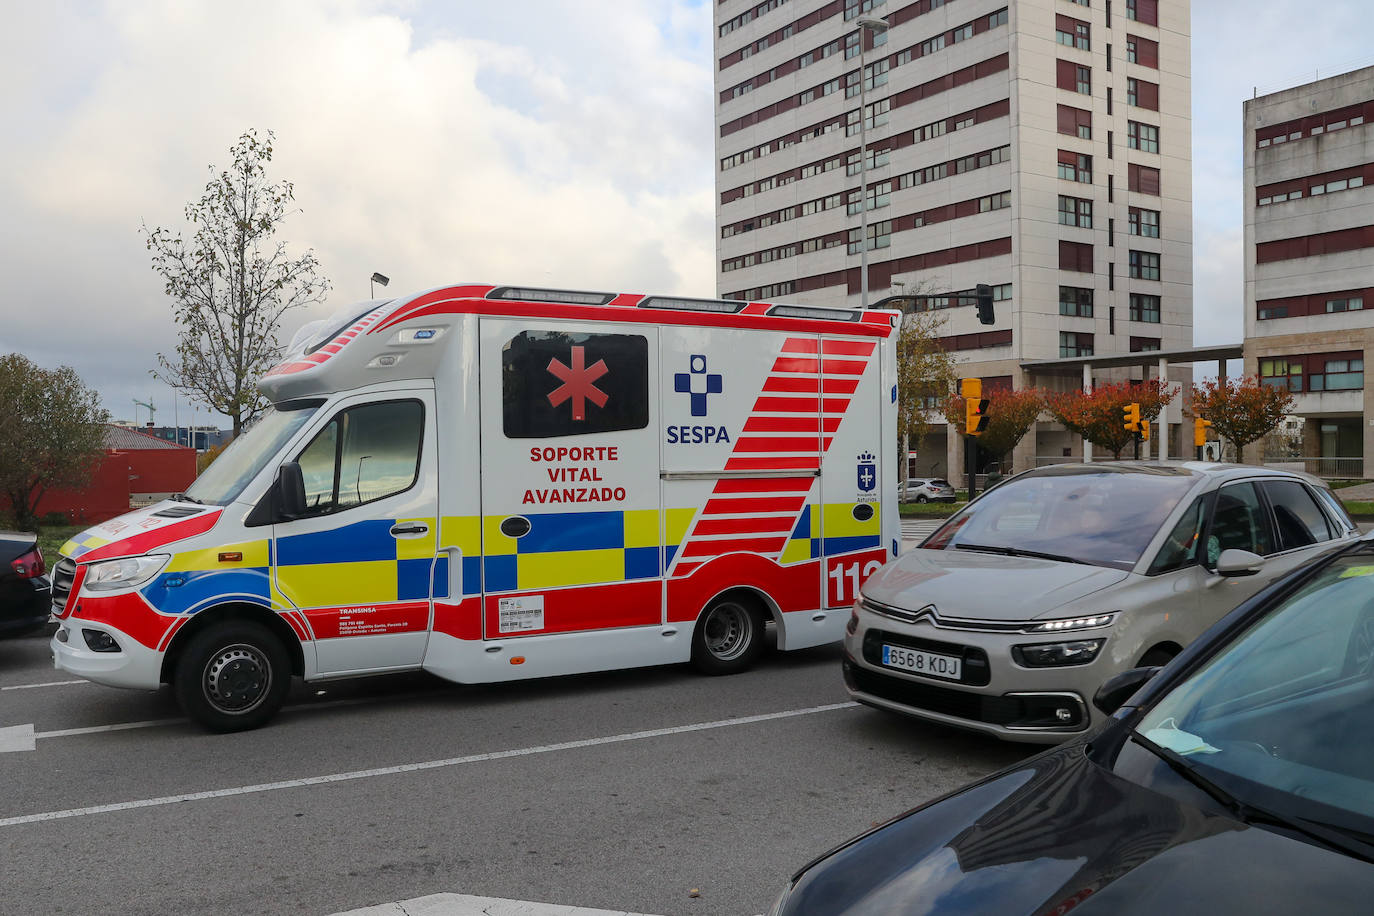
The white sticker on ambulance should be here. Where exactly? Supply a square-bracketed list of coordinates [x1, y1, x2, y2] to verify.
[498, 596, 545, 633]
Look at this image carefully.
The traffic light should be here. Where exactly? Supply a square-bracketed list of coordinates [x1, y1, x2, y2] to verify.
[961, 377, 989, 435]
[975, 284, 995, 325]
[1193, 417, 1213, 447]
[1141, 419, 1151, 441]
[1123, 402, 1141, 433]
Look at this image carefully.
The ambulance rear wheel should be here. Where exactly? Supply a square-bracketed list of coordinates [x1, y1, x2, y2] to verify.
[691, 596, 763, 676]
[174, 621, 290, 732]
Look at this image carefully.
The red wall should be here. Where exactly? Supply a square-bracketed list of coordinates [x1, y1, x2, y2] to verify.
[23, 447, 197, 525]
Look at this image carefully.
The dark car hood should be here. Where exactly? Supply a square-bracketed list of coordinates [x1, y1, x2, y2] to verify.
[783, 740, 1374, 915]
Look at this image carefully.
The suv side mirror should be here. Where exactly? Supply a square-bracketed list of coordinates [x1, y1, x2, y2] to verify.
[1093, 666, 1161, 715]
[276, 462, 307, 520]
[1215, 548, 1265, 577]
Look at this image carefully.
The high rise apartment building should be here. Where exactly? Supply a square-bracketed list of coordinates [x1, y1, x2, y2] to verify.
[1243, 66, 1374, 478]
[713, 0, 1192, 471]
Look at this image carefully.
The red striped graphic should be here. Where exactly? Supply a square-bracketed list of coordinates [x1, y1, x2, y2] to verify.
[781, 339, 820, 353]
[692, 517, 797, 536]
[712, 477, 816, 494]
[703, 495, 808, 514]
[681, 536, 787, 558]
[820, 378, 860, 396]
[725, 456, 821, 471]
[743, 416, 823, 433]
[772, 357, 819, 373]
[821, 358, 869, 375]
[762, 377, 820, 393]
[755, 396, 820, 413]
[733, 436, 821, 453]
[822, 339, 876, 356]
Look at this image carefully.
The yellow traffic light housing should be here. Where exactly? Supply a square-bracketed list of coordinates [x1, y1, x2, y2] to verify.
[1123, 402, 1141, 433]
[1141, 419, 1151, 441]
[960, 378, 989, 435]
[1193, 417, 1213, 447]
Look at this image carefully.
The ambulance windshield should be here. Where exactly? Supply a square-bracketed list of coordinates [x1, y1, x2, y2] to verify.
[184, 402, 321, 506]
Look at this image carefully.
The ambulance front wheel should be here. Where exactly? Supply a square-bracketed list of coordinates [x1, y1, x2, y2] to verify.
[174, 621, 291, 732]
[691, 595, 764, 676]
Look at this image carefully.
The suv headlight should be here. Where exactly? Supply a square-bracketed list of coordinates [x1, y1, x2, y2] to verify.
[1026, 613, 1116, 633]
[83, 555, 171, 591]
[1013, 639, 1106, 668]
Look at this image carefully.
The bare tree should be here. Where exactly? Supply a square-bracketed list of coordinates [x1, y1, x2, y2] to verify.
[143, 130, 329, 435]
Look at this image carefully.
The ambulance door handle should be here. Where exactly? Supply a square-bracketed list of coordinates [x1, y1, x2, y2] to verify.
[390, 523, 429, 537]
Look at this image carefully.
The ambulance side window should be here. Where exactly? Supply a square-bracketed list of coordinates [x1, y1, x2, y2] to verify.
[293, 400, 424, 516]
[502, 330, 649, 437]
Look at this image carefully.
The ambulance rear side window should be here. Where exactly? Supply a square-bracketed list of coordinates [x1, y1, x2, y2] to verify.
[296, 400, 424, 515]
[502, 330, 649, 438]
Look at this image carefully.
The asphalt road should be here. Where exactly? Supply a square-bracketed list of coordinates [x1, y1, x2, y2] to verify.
[0, 622, 1031, 916]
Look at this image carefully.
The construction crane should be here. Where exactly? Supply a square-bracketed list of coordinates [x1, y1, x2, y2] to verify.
[132, 398, 156, 427]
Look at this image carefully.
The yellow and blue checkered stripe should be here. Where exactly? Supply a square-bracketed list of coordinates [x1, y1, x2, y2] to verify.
[274, 519, 447, 608]
[779, 502, 881, 564]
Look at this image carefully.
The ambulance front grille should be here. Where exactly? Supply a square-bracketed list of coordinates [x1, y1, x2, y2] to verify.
[50, 558, 77, 614]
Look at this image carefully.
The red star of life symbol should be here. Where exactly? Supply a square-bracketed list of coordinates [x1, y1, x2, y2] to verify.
[546, 345, 609, 421]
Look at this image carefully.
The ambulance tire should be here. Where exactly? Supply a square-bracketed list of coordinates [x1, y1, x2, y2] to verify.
[174, 621, 291, 733]
[691, 595, 764, 676]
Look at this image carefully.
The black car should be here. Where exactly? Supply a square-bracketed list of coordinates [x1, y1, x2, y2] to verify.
[773, 536, 1374, 914]
[0, 531, 51, 637]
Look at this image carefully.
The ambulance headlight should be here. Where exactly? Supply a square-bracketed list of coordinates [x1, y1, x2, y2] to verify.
[84, 555, 171, 591]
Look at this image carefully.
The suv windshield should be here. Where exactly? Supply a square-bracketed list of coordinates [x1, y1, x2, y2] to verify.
[924, 467, 1196, 570]
[184, 403, 321, 506]
[1133, 550, 1374, 839]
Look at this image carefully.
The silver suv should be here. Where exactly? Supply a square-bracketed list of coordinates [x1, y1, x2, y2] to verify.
[846, 463, 1360, 742]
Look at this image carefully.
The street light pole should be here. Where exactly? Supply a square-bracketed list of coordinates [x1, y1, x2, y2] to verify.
[370, 271, 390, 299]
[855, 16, 889, 310]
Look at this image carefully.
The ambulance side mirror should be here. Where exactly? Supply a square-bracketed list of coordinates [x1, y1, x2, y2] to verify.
[276, 462, 307, 520]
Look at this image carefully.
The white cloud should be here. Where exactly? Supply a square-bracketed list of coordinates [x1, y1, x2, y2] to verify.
[0, 0, 715, 424]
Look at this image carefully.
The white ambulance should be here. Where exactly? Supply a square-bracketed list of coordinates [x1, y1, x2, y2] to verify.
[50, 284, 899, 731]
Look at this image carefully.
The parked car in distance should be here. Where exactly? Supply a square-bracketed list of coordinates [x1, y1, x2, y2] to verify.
[1, 531, 51, 637]
[903, 477, 956, 503]
[846, 463, 1360, 742]
[773, 535, 1374, 915]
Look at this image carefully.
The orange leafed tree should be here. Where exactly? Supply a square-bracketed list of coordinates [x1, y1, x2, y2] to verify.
[941, 386, 1046, 469]
[1045, 379, 1175, 459]
[1191, 376, 1295, 454]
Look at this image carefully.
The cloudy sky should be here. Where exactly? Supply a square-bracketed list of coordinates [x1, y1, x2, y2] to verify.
[1, 0, 1370, 428]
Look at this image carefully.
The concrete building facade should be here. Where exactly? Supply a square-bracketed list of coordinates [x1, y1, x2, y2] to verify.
[1243, 65, 1374, 479]
[713, 0, 1193, 477]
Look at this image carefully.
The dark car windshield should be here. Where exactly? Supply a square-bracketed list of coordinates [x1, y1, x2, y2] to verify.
[1132, 551, 1374, 839]
[924, 467, 1196, 571]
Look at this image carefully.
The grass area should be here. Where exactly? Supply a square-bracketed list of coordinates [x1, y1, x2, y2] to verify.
[899, 501, 964, 517]
[1329, 480, 1371, 490]
[1342, 501, 1374, 518]
[36, 525, 84, 563]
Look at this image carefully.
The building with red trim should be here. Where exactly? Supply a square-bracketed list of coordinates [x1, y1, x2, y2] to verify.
[27, 425, 197, 525]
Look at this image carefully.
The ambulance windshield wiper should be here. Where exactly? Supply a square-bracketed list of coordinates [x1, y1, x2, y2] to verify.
[954, 543, 1086, 565]
[169, 493, 203, 504]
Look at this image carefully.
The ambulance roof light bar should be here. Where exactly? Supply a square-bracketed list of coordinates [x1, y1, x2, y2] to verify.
[638, 296, 747, 314]
[765, 304, 862, 322]
[488, 286, 616, 306]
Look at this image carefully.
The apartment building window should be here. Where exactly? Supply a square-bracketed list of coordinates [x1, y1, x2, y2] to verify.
[1129, 207, 1161, 237]
[1127, 78, 1160, 110]
[1058, 151, 1093, 183]
[1057, 60, 1092, 95]
[988, 8, 1009, 27]
[1327, 295, 1365, 313]
[1057, 104, 1092, 139]
[1126, 35, 1159, 67]
[1060, 332, 1095, 357]
[1310, 358, 1364, 391]
[1130, 337, 1161, 352]
[1128, 164, 1161, 195]
[845, 0, 887, 21]
[1260, 359, 1302, 391]
[1127, 121, 1159, 153]
[847, 220, 892, 254]
[1129, 250, 1161, 280]
[980, 190, 1012, 212]
[847, 180, 891, 215]
[1311, 174, 1366, 197]
[1060, 240, 1094, 273]
[1129, 293, 1161, 322]
[1058, 195, 1093, 228]
[1059, 286, 1094, 317]
[1057, 16, 1091, 50]
[1125, 0, 1158, 25]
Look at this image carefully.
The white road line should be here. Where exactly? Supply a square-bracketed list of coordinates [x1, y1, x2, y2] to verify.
[35, 718, 185, 740]
[1, 679, 89, 691]
[333, 892, 662, 916]
[0, 702, 858, 828]
[0, 724, 36, 753]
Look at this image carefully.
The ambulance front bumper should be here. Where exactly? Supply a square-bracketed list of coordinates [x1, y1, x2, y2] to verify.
[51, 621, 164, 690]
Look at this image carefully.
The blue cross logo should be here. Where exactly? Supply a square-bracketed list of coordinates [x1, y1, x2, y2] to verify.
[674, 354, 723, 417]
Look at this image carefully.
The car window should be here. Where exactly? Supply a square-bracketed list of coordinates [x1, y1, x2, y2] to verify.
[1147, 494, 1210, 575]
[1133, 552, 1374, 831]
[924, 468, 1196, 570]
[294, 400, 424, 516]
[1205, 482, 1274, 563]
[1314, 487, 1358, 534]
[1261, 479, 1334, 551]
